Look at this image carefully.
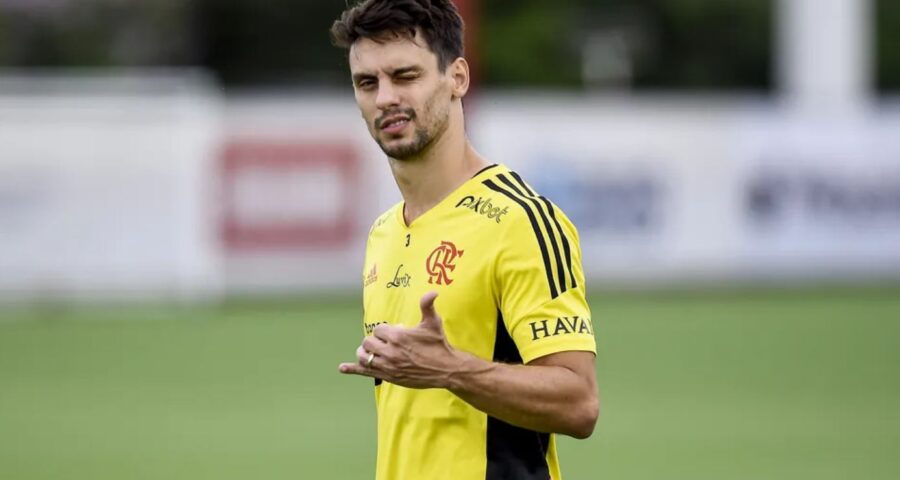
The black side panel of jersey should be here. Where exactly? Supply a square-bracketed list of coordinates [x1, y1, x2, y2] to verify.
[486, 312, 550, 480]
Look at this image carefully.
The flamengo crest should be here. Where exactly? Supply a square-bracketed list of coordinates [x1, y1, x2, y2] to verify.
[426, 241, 464, 285]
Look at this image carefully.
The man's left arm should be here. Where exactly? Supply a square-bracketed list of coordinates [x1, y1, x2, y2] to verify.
[449, 349, 598, 439]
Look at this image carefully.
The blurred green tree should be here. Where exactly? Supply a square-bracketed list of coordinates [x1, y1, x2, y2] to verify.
[0, 0, 897, 92]
[190, 0, 348, 86]
[481, 0, 771, 90]
[877, 0, 900, 91]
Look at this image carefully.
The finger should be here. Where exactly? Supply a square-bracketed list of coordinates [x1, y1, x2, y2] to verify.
[373, 324, 399, 343]
[355, 345, 369, 364]
[356, 345, 381, 370]
[419, 291, 442, 329]
[338, 362, 377, 376]
[362, 335, 389, 355]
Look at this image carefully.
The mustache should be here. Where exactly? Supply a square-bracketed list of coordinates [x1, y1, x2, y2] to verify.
[375, 108, 417, 128]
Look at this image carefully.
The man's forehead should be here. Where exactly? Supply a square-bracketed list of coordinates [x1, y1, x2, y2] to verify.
[349, 32, 435, 73]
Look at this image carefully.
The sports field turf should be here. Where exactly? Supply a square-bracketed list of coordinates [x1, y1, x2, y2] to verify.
[1, 287, 899, 480]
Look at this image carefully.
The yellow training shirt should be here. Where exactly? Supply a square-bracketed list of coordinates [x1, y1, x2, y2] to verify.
[361, 164, 596, 480]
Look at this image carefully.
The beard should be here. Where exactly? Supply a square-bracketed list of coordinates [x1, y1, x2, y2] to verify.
[376, 125, 433, 160]
[373, 96, 449, 161]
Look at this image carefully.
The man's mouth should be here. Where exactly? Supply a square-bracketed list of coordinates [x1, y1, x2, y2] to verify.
[379, 116, 411, 134]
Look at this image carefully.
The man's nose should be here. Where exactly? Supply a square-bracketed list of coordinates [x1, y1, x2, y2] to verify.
[375, 81, 400, 110]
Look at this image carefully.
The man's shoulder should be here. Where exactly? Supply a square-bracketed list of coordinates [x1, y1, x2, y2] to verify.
[467, 166, 576, 237]
[367, 202, 403, 237]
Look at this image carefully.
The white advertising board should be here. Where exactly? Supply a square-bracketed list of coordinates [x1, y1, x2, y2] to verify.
[0, 73, 222, 300]
[2, 80, 898, 300]
[472, 94, 900, 284]
[733, 114, 900, 278]
[471, 95, 745, 283]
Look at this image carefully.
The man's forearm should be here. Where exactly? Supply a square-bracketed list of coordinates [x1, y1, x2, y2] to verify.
[445, 351, 599, 439]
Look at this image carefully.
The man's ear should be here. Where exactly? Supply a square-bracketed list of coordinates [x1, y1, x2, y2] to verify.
[449, 57, 470, 99]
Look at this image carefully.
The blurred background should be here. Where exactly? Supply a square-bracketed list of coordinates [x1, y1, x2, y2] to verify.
[1, 0, 898, 479]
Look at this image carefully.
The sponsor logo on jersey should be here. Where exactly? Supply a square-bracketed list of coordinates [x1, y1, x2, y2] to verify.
[386, 264, 411, 288]
[426, 241, 464, 285]
[455, 196, 510, 223]
[364, 321, 387, 335]
[529, 316, 593, 341]
[364, 264, 378, 287]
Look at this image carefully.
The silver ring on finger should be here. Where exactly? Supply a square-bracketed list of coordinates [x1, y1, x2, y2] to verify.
[366, 352, 376, 368]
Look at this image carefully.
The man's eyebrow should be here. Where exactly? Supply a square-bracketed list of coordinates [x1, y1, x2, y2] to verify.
[352, 72, 376, 83]
[389, 66, 423, 76]
[352, 66, 423, 83]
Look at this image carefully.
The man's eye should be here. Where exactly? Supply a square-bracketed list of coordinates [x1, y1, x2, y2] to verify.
[397, 75, 418, 82]
[358, 80, 376, 89]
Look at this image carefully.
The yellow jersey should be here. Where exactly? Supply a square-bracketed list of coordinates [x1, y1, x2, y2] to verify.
[361, 164, 595, 480]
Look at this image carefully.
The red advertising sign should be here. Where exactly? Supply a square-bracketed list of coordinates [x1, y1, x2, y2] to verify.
[221, 140, 360, 250]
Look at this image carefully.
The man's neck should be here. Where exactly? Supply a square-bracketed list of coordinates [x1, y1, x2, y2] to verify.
[390, 132, 487, 226]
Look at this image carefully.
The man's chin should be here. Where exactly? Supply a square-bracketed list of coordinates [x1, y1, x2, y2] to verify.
[378, 140, 422, 160]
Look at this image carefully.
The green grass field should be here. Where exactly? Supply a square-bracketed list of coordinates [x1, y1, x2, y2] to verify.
[2, 287, 899, 480]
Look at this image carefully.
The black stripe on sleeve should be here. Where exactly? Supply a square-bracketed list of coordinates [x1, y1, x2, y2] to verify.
[483, 179, 559, 299]
[486, 311, 551, 480]
[497, 174, 568, 295]
[509, 171, 577, 289]
[507, 170, 537, 197]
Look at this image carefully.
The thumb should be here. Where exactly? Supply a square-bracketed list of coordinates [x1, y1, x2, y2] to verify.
[419, 291, 442, 330]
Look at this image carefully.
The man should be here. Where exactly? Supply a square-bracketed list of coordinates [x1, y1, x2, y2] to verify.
[331, 1, 598, 479]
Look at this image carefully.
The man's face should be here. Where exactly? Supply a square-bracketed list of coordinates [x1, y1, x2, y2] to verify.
[349, 32, 453, 160]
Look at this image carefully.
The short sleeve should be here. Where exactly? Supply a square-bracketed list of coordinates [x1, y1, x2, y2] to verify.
[495, 203, 595, 364]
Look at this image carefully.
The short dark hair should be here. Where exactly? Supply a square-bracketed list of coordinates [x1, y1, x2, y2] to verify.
[330, 0, 465, 72]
